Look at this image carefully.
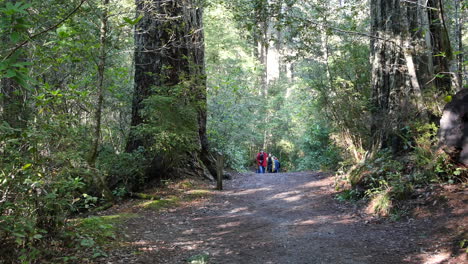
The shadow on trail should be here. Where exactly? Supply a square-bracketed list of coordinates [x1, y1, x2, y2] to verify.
[122, 172, 465, 264]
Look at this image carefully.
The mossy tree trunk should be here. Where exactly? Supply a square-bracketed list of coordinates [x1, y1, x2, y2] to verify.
[126, 0, 216, 183]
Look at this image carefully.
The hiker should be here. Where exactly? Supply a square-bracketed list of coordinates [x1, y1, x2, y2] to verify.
[272, 156, 276, 172]
[267, 153, 273, 173]
[256, 150, 267, 173]
[273, 156, 281, 173]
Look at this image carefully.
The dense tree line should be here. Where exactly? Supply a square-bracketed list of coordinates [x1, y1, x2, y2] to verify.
[0, 0, 466, 261]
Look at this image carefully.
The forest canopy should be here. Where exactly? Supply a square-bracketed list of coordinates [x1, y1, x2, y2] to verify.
[0, 0, 466, 262]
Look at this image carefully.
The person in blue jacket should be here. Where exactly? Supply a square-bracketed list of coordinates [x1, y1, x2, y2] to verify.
[273, 156, 281, 173]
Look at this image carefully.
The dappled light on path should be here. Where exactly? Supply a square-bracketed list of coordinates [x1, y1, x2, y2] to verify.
[101, 172, 466, 264]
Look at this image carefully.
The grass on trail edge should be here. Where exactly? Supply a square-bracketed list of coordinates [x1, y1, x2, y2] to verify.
[64, 181, 212, 262]
[139, 189, 212, 211]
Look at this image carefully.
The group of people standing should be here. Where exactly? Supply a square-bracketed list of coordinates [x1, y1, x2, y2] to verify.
[256, 150, 281, 173]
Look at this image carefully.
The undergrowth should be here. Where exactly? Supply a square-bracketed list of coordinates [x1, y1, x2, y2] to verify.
[67, 213, 138, 261]
[335, 123, 467, 219]
[139, 188, 212, 211]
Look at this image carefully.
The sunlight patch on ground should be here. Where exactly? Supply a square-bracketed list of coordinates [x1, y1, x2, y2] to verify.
[294, 219, 317, 226]
[138, 196, 180, 210]
[232, 187, 272, 195]
[213, 230, 234, 236]
[417, 251, 451, 264]
[182, 229, 195, 235]
[302, 182, 326, 189]
[131, 240, 160, 252]
[186, 189, 212, 198]
[173, 240, 205, 250]
[228, 207, 249, 214]
[270, 191, 301, 199]
[282, 195, 303, 202]
[267, 191, 304, 202]
[217, 221, 241, 229]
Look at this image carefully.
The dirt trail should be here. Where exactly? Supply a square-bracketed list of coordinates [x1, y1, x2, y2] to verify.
[103, 172, 466, 264]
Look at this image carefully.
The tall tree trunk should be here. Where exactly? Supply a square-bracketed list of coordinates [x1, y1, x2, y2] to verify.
[427, 0, 453, 93]
[370, 0, 454, 154]
[455, 0, 464, 90]
[370, 0, 420, 153]
[89, 0, 109, 167]
[127, 0, 216, 182]
[417, 0, 434, 86]
[88, 0, 114, 202]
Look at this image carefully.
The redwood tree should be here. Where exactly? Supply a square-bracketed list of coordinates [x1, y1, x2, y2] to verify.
[370, 0, 453, 153]
[127, 0, 216, 181]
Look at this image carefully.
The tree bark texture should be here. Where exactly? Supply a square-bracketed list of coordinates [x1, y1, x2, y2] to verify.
[455, 0, 464, 90]
[370, 0, 407, 152]
[370, 0, 454, 154]
[127, 0, 216, 181]
[427, 0, 453, 93]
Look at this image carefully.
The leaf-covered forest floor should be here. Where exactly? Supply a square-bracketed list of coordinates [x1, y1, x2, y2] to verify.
[91, 172, 467, 264]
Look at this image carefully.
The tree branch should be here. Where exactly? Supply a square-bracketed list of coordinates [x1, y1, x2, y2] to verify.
[290, 16, 402, 48]
[2, 0, 88, 62]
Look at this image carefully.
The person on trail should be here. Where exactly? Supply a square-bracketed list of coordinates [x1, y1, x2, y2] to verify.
[272, 156, 276, 172]
[273, 156, 281, 173]
[256, 150, 267, 173]
[267, 153, 273, 173]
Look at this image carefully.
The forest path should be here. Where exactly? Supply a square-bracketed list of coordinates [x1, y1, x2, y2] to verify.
[103, 172, 465, 264]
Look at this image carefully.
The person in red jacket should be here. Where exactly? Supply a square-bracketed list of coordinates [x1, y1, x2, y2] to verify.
[256, 150, 267, 173]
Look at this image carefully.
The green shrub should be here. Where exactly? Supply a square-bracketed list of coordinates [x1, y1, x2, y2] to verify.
[97, 146, 148, 192]
[340, 122, 466, 218]
[335, 189, 363, 202]
[367, 188, 393, 216]
[297, 123, 342, 171]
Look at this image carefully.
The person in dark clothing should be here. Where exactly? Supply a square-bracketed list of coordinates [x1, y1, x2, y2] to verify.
[267, 153, 273, 173]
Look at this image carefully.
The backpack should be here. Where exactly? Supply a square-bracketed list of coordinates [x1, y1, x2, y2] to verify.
[259, 153, 264, 163]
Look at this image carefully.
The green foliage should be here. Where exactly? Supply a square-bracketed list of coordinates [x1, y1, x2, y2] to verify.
[296, 122, 342, 171]
[341, 121, 466, 217]
[72, 213, 137, 259]
[0, 0, 135, 261]
[75, 214, 136, 244]
[367, 187, 393, 217]
[0, 1, 32, 86]
[0, 124, 88, 262]
[140, 89, 199, 154]
[97, 146, 149, 192]
[205, 1, 345, 172]
[205, 2, 264, 170]
[335, 189, 362, 202]
[141, 196, 181, 211]
[0, 0, 465, 260]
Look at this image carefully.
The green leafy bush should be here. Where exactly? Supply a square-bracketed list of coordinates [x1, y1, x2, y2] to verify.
[297, 123, 342, 171]
[97, 145, 148, 192]
[340, 121, 466, 217]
